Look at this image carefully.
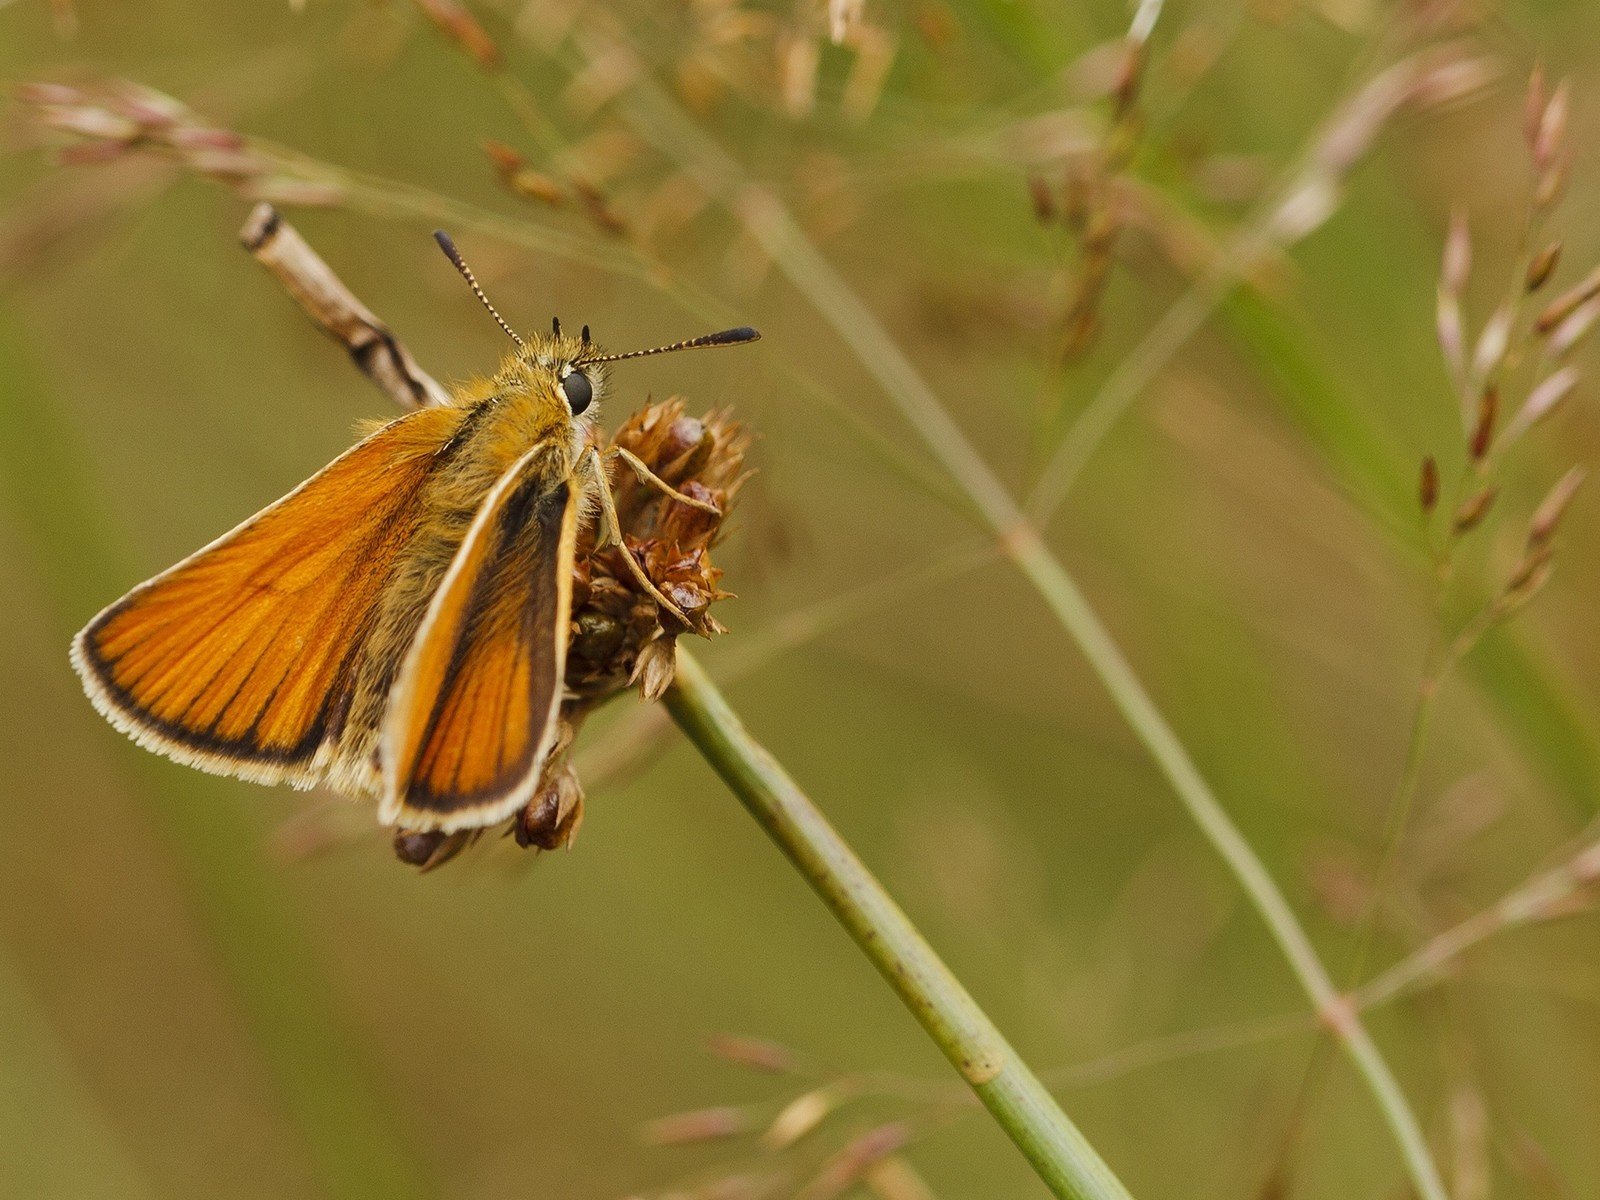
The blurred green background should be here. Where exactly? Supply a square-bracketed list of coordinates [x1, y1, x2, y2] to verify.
[3, 1, 1600, 1197]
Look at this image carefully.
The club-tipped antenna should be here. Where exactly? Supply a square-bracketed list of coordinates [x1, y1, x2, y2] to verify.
[433, 230, 524, 348]
[576, 325, 760, 366]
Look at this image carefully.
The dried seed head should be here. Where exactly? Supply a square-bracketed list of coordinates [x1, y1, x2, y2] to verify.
[412, 399, 747, 869]
[1419, 455, 1440, 515]
[17, 81, 345, 207]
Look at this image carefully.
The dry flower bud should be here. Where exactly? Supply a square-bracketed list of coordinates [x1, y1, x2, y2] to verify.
[513, 763, 584, 850]
[393, 828, 475, 870]
[630, 636, 677, 700]
[641, 1106, 751, 1146]
[1441, 208, 1470, 296]
[1453, 484, 1498, 533]
[1469, 385, 1498, 461]
[704, 1033, 799, 1074]
[1419, 454, 1440, 515]
[1526, 243, 1561, 292]
[762, 1087, 838, 1150]
[1528, 466, 1586, 548]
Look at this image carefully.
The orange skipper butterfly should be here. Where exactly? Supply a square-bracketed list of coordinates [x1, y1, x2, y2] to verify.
[72, 232, 757, 834]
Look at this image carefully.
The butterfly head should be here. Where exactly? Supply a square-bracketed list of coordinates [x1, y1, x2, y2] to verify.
[434, 230, 759, 432]
[492, 322, 607, 428]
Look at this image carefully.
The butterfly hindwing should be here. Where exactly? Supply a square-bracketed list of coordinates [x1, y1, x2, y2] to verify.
[380, 443, 580, 832]
[71, 404, 467, 786]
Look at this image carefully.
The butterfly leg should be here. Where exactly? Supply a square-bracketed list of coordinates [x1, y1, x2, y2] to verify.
[607, 445, 722, 515]
[582, 446, 694, 627]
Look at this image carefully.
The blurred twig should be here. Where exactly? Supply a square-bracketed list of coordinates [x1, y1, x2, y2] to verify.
[241, 204, 450, 409]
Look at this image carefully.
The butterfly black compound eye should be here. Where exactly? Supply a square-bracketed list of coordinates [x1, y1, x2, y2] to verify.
[561, 369, 593, 415]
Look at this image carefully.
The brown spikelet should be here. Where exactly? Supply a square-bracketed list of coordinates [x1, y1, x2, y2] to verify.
[1419, 455, 1439, 515]
[1470, 386, 1498, 461]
